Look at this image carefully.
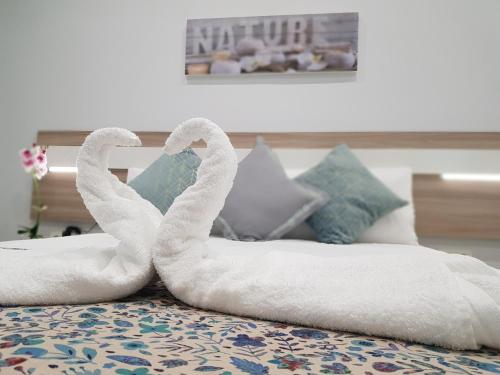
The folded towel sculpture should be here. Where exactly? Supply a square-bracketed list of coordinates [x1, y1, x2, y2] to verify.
[1, 118, 500, 350]
[0, 128, 162, 304]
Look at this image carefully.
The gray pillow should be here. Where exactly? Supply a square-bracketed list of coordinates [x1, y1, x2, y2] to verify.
[217, 138, 328, 241]
[128, 149, 201, 214]
[295, 144, 408, 244]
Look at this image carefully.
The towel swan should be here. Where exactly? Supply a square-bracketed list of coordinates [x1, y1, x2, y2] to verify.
[0, 128, 162, 305]
[153, 119, 500, 350]
[73, 128, 164, 301]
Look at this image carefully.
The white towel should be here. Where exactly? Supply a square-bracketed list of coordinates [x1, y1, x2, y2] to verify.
[152, 120, 500, 350]
[0, 128, 162, 305]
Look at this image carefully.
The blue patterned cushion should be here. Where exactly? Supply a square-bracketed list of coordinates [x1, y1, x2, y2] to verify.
[295, 144, 407, 244]
[128, 149, 200, 214]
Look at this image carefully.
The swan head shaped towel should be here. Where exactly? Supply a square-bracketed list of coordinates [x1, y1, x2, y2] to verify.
[154, 118, 238, 257]
[76, 128, 163, 251]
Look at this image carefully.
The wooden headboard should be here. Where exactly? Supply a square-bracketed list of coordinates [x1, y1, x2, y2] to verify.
[34, 131, 500, 239]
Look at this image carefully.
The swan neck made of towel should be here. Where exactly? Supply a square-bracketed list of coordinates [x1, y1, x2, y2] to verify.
[76, 127, 163, 250]
[154, 118, 237, 253]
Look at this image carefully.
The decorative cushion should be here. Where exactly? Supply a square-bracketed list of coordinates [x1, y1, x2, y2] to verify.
[286, 167, 418, 245]
[295, 144, 408, 244]
[128, 149, 201, 214]
[217, 138, 328, 241]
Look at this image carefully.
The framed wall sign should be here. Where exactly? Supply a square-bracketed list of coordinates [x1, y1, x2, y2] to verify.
[185, 12, 359, 76]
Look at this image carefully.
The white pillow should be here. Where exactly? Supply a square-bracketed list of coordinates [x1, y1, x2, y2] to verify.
[285, 167, 418, 245]
[357, 167, 418, 245]
[127, 168, 144, 183]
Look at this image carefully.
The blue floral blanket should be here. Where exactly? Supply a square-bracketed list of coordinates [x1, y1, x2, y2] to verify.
[1, 282, 499, 374]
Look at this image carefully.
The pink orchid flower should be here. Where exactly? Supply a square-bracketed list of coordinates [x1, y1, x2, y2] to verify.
[19, 144, 48, 180]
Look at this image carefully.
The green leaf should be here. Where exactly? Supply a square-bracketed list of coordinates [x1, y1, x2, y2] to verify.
[107, 355, 151, 366]
[13, 347, 48, 358]
[54, 344, 76, 358]
[83, 347, 97, 361]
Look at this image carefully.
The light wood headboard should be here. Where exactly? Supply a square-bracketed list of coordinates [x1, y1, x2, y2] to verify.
[34, 131, 500, 240]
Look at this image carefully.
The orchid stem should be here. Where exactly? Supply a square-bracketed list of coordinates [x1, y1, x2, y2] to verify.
[32, 174, 42, 239]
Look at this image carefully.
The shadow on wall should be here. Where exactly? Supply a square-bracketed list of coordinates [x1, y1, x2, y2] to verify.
[185, 71, 357, 85]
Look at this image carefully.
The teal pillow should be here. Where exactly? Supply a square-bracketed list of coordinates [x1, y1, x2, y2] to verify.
[128, 149, 201, 214]
[295, 144, 407, 244]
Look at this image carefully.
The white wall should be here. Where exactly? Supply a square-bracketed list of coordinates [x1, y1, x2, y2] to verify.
[0, 0, 499, 242]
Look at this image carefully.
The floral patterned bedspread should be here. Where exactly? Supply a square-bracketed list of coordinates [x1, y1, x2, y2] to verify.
[1, 282, 499, 375]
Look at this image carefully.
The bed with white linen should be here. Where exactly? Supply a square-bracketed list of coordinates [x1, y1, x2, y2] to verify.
[1, 125, 500, 374]
[1, 233, 500, 374]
